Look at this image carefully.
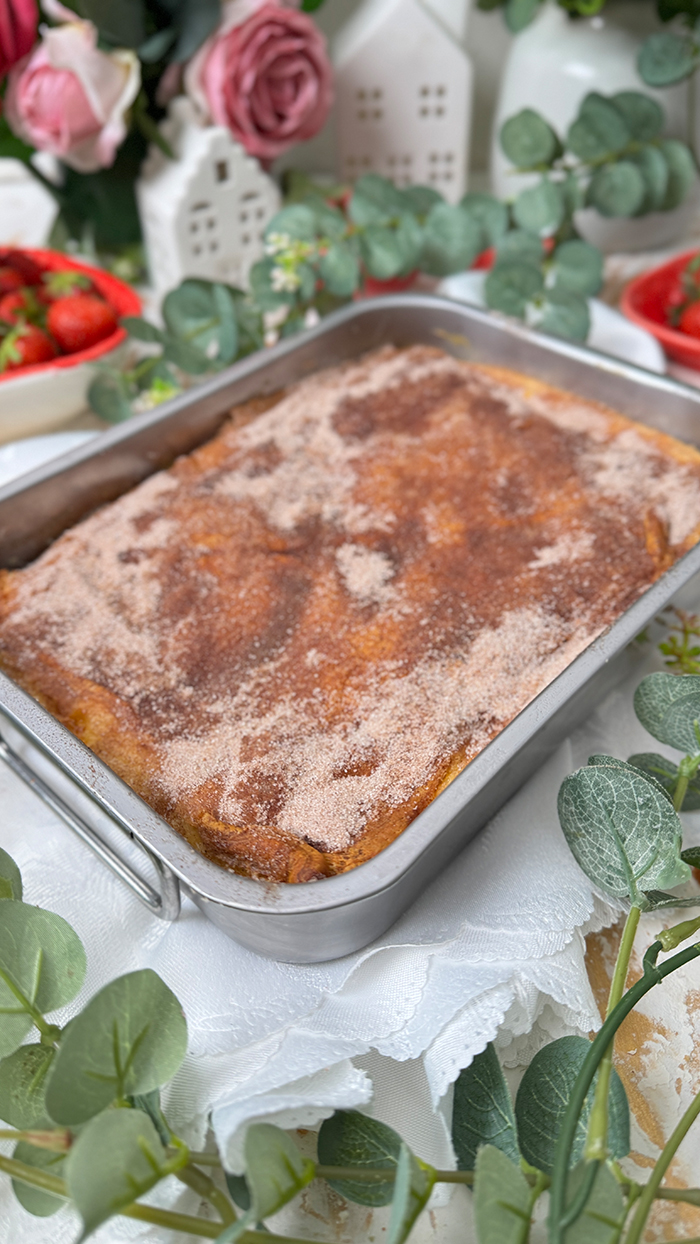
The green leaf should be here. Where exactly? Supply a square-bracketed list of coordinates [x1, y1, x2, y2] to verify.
[301, 0, 327, 10]
[249, 258, 297, 312]
[473, 1145, 531, 1244]
[563, 1161, 626, 1244]
[612, 91, 664, 142]
[402, 184, 444, 217]
[264, 204, 317, 242]
[557, 763, 690, 900]
[45, 969, 187, 1125]
[505, 0, 541, 33]
[317, 1110, 401, 1206]
[567, 94, 630, 162]
[128, 1087, 172, 1147]
[634, 672, 700, 754]
[218, 1124, 315, 1240]
[682, 845, 700, 868]
[361, 227, 404, 280]
[534, 289, 590, 342]
[628, 752, 700, 810]
[349, 175, 409, 227]
[75, 0, 145, 47]
[138, 27, 177, 63]
[0, 903, 86, 1058]
[638, 30, 698, 87]
[460, 193, 510, 248]
[631, 144, 670, 213]
[170, 0, 221, 63]
[514, 1036, 629, 1175]
[87, 372, 134, 424]
[122, 316, 165, 344]
[66, 1108, 167, 1240]
[660, 139, 697, 210]
[496, 229, 543, 264]
[161, 333, 211, 375]
[394, 213, 424, 274]
[12, 1140, 65, 1218]
[162, 279, 238, 364]
[418, 202, 482, 276]
[500, 109, 560, 169]
[589, 754, 674, 805]
[0, 847, 22, 902]
[306, 198, 347, 240]
[225, 1172, 251, 1211]
[513, 179, 564, 238]
[386, 1143, 435, 1244]
[550, 239, 603, 297]
[587, 161, 646, 217]
[561, 172, 584, 215]
[452, 1042, 519, 1170]
[0, 1044, 54, 1128]
[484, 260, 544, 318]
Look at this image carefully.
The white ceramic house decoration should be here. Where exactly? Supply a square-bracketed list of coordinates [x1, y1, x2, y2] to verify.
[137, 98, 281, 297]
[333, 0, 473, 204]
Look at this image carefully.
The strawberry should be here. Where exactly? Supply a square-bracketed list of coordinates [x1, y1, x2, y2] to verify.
[0, 267, 25, 296]
[0, 323, 57, 371]
[679, 301, 700, 339]
[42, 269, 93, 301]
[0, 287, 44, 325]
[0, 250, 43, 286]
[47, 294, 118, 354]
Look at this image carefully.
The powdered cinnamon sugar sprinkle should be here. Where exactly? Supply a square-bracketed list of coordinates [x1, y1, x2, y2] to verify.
[3, 344, 700, 870]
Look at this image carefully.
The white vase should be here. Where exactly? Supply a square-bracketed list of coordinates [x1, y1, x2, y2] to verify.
[490, 1, 695, 252]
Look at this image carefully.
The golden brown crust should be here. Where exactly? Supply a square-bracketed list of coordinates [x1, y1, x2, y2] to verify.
[2, 345, 700, 883]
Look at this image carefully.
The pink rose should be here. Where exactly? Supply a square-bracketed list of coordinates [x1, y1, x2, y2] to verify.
[186, 1, 333, 163]
[5, 14, 140, 172]
[0, 0, 38, 77]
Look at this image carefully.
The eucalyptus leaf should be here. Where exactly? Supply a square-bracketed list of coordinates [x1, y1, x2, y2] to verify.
[589, 754, 674, 805]
[12, 1140, 65, 1218]
[121, 316, 165, 344]
[557, 763, 690, 900]
[0, 1043, 54, 1128]
[87, 372, 134, 424]
[45, 968, 187, 1125]
[225, 1172, 251, 1211]
[514, 1036, 629, 1174]
[660, 139, 697, 210]
[496, 229, 543, 265]
[318, 242, 360, 297]
[394, 212, 424, 273]
[217, 1124, 315, 1241]
[264, 204, 317, 243]
[533, 289, 590, 342]
[550, 239, 603, 297]
[460, 193, 509, 248]
[402, 184, 444, 217]
[0, 847, 21, 901]
[170, 0, 221, 63]
[638, 30, 698, 87]
[349, 174, 409, 227]
[612, 91, 664, 142]
[567, 94, 630, 162]
[500, 109, 560, 169]
[452, 1042, 519, 1170]
[66, 1108, 167, 1240]
[0, 903, 86, 1058]
[586, 162, 646, 217]
[628, 752, 700, 810]
[485, 260, 544, 317]
[419, 202, 482, 276]
[631, 144, 670, 213]
[563, 1160, 626, 1244]
[505, 0, 541, 33]
[513, 179, 564, 237]
[306, 198, 347, 241]
[386, 1143, 435, 1244]
[360, 226, 404, 280]
[161, 333, 211, 375]
[138, 27, 176, 63]
[249, 258, 296, 311]
[76, 0, 145, 47]
[634, 672, 700, 754]
[472, 1145, 531, 1244]
[317, 1110, 401, 1206]
[162, 279, 238, 363]
[128, 1087, 171, 1146]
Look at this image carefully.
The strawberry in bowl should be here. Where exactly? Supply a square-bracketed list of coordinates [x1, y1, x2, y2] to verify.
[0, 248, 140, 444]
[621, 250, 700, 371]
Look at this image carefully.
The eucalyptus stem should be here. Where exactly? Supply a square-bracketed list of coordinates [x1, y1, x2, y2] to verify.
[0, 964, 58, 1045]
[548, 938, 700, 1244]
[177, 1162, 237, 1226]
[624, 1086, 700, 1244]
[585, 904, 641, 1161]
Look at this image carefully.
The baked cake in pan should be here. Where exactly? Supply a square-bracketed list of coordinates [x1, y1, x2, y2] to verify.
[2, 345, 700, 883]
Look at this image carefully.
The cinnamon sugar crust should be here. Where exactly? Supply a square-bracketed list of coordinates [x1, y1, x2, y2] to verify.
[2, 344, 700, 883]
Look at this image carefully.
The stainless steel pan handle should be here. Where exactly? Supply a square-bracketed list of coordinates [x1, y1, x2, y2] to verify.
[0, 732, 180, 921]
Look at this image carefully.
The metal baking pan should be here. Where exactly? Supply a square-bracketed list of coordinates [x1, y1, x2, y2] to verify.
[2, 293, 700, 964]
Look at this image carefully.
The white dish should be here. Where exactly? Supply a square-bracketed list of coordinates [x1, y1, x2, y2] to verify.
[0, 430, 98, 488]
[0, 345, 125, 446]
[437, 271, 667, 375]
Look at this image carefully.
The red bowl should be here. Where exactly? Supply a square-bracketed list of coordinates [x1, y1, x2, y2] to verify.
[0, 248, 141, 384]
[621, 249, 700, 370]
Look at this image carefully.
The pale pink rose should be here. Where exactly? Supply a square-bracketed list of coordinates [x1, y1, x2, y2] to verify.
[5, 14, 140, 172]
[0, 0, 38, 77]
[186, 1, 332, 162]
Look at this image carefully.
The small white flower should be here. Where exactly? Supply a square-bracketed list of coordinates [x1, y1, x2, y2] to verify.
[265, 232, 292, 257]
[270, 266, 301, 293]
[303, 307, 320, 330]
[264, 329, 280, 347]
[263, 305, 290, 331]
